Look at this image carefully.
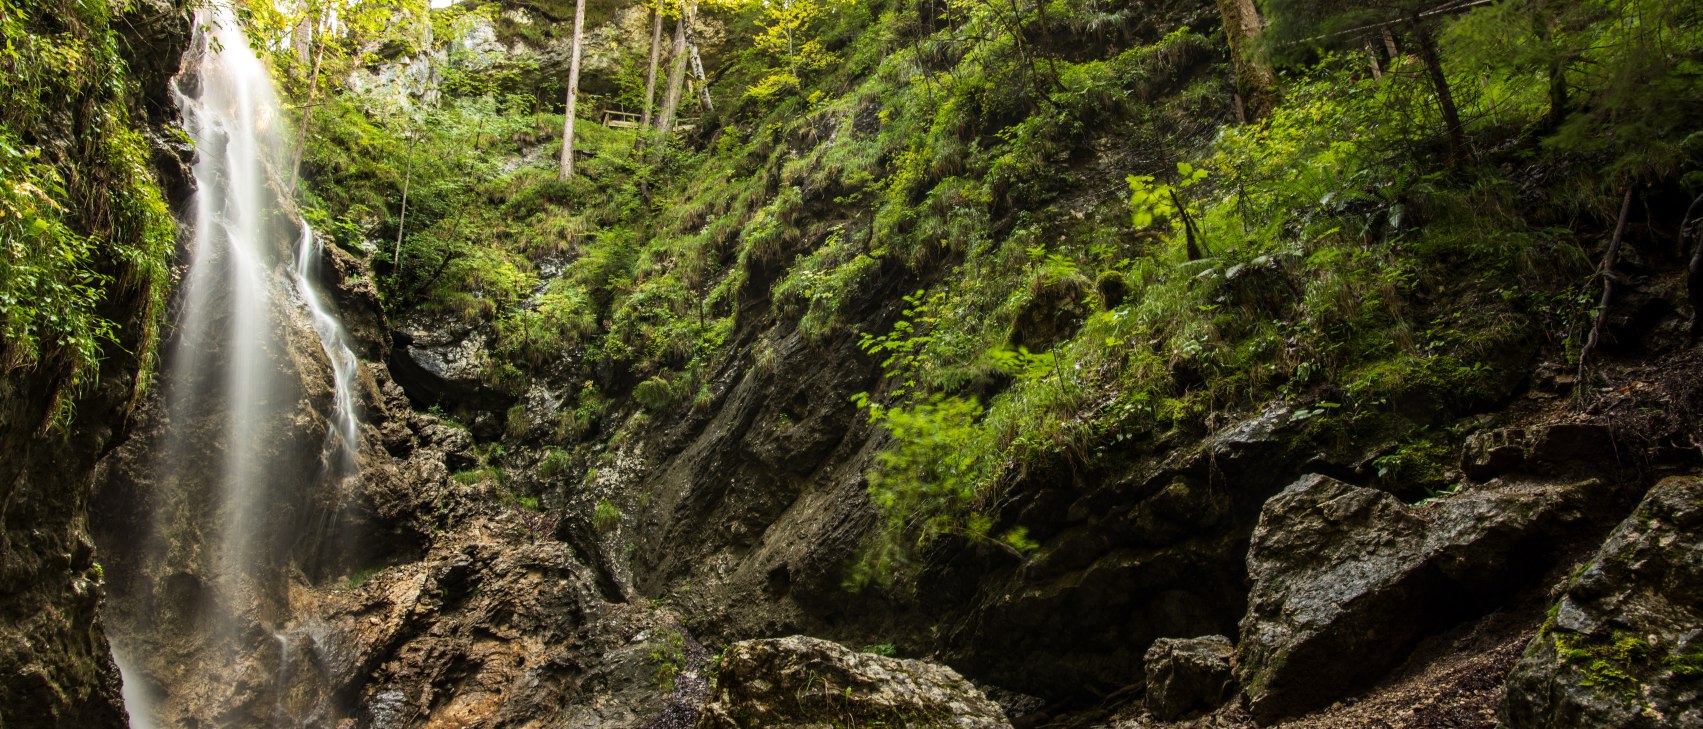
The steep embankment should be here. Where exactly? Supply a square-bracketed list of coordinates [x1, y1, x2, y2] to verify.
[252, 0, 1703, 722]
[265, 0, 1703, 725]
[0, 0, 189, 725]
[5, 0, 1699, 725]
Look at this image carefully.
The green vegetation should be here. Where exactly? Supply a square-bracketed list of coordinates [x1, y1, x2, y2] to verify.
[648, 626, 687, 690]
[861, 643, 898, 657]
[266, 0, 1700, 587]
[593, 498, 622, 532]
[1553, 629, 1655, 700]
[0, 0, 178, 429]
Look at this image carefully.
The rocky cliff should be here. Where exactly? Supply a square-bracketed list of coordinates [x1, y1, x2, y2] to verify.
[0, 0, 190, 726]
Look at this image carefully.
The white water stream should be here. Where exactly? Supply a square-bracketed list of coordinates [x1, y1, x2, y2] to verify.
[295, 219, 363, 472]
[115, 8, 364, 727]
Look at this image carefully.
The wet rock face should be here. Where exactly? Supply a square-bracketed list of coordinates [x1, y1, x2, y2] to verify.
[1501, 476, 1703, 729]
[1143, 635, 1236, 721]
[697, 636, 1012, 729]
[1236, 473, 1600, 722]
[0, 2, 190, 727]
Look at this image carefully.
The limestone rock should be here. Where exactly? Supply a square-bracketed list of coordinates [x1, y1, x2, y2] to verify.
[1144, 635, 1236, 721]
[1237, 473, 1597, 722]
[696, 636, 1011, 728]
[1501, 476, 1703, 729]
[389, 314, 512, 410]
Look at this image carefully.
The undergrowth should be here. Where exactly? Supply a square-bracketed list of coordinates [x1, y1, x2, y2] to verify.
[284, 0, 1703, 587]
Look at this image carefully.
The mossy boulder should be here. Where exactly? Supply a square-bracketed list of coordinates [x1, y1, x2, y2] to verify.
[1501, 476, 1703, 728]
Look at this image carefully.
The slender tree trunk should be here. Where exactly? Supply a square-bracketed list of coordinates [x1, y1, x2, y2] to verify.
[1409, 20, 1466, 161]
[641, 0, 665, 128]
[656, 2, 692, 138]
[1578, 188, 1635, 395]
[1216, 0, 1275, 121]
[689, 42, 713, 113]
[289, 6, 329, 188]
[393, 129, 418, 269]
[559, 0, 587, 179]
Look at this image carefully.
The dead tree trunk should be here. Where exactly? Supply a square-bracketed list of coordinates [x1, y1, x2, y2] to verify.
[656, 2, 692, 138]
[689, 42, 713, 113]
[393, 129, 418, 268]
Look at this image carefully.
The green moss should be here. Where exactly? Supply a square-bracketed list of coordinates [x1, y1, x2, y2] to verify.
[1553, 629, 1655, 700]
[1665, 647, 1703, 679]
[593, 499, 621, 533]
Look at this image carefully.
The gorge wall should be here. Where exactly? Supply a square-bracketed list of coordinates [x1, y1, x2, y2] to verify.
[0, 0, 190, 725]
[2, 0, 1701, 727]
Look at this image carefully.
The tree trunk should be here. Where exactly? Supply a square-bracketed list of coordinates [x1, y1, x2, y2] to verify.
[1409, 20, 1466, 161]
[689, 42, 713, 113]
[656, 2, 692, 138]
[1215, 0, 1275, 121]
[1578, 188, 1635, 393]
[289, 6, 329, 188]
[394, 130, 418, 269]
[1534, 0, 1569, 127]
[559, 0, 587, 179]
[641, 0, 665, 128]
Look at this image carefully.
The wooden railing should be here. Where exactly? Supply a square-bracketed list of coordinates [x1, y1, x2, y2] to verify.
[597, 110, 700, 133]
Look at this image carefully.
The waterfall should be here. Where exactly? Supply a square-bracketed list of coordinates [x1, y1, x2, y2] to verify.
[294, 219, 362, 474]
[110, 8, 365, 727]
[172, 2, 285, 585]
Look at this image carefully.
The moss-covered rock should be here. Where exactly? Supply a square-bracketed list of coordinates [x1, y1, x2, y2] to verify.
[1501, 476, 1703, 728]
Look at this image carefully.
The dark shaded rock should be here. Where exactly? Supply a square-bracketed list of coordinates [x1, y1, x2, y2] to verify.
[1010, 275, 1092, 352]
[696, 636, 1011, 728]
[1501, 476, 1703, 729]
[388, 315, 514, 411]
[942, 404, 1321, 702]
[1237, 473, 1599, 722]
[1144, 635, 1236, 721]
[1461, 422, 1621, 481]
[1462, 427, 1529, 481]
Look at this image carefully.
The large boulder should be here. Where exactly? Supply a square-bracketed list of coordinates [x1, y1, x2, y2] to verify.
[1501, 476, 1703, 729]
[1144, 635, 1236, 721]
[1236, 474, 1598, 722]
[696, 636, 1011, 728]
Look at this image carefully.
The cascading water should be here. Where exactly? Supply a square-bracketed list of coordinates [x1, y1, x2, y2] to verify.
[107, 8, 367, 727]
[295, 219, 362, 474]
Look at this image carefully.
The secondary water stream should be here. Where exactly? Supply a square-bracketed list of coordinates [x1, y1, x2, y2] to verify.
[109, 8, 365, 727]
